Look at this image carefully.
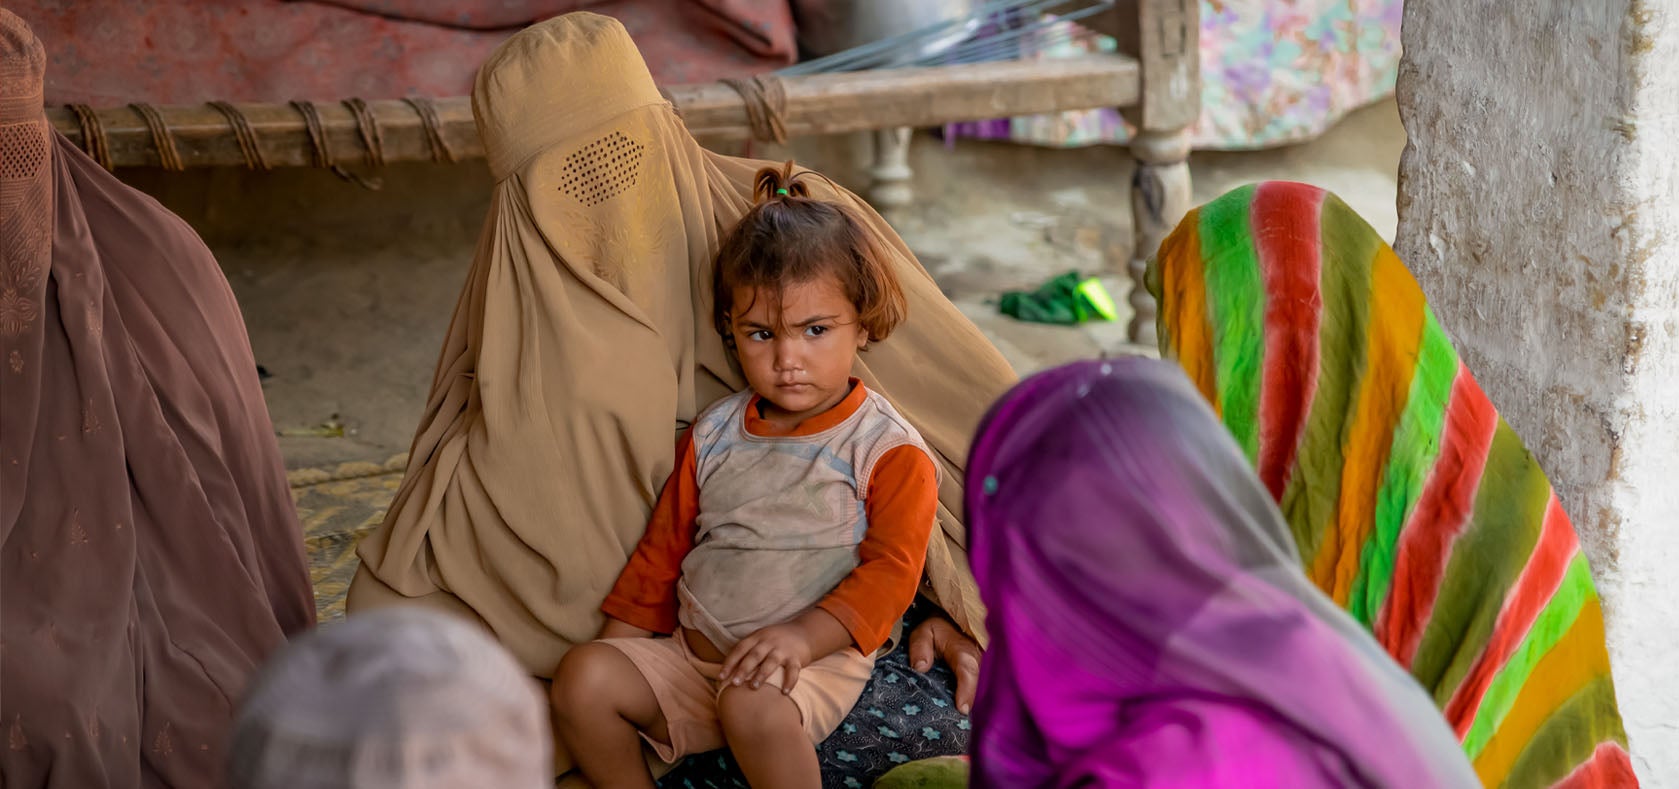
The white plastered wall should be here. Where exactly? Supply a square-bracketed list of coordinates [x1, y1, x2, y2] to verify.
[1395, 1, 1679, 784]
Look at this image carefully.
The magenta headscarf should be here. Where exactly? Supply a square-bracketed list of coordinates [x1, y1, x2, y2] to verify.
[964, 358, 1477, 788]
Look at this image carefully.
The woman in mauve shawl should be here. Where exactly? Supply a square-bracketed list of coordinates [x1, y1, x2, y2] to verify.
[1151, 182, 1635, 787]
[0, 11, 314, 788]
[964, 358, 1478, 788]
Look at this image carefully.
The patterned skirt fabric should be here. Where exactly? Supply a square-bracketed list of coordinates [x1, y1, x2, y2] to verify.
[658, 603, 971, 789]
[1150, 182, 1637, 787]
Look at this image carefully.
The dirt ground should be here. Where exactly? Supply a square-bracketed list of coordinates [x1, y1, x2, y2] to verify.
[122, 98, 1406, 471]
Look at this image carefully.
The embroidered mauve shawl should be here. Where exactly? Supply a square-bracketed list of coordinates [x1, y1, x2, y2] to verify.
[349, 12, 1016, 677]
[0, 11, 314, 788]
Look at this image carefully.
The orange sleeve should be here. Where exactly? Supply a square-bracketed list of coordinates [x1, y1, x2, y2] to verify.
[600, 430, 699, 635]
[817, 444, 939, 654]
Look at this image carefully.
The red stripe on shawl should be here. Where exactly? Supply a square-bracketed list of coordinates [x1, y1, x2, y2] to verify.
[1374, 364, 1499, 666]
[1443, 493, 1578, 735]
[1556, 742, 1638, 789]
[1252, 181, 1324, 500]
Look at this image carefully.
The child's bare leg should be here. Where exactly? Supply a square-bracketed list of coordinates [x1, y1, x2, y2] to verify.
[718, 684, 820, 789]
[551, 643, 668, 789]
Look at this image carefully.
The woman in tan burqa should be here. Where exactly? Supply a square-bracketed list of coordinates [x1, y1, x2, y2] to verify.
[0, 11, 315, 789]
[348, 11, 1012, 783]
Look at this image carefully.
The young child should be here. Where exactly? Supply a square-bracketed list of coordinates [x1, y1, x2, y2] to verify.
[550, 163, 940, 789]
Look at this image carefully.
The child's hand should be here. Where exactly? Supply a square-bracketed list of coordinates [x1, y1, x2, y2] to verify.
[719, 623, 813, 692]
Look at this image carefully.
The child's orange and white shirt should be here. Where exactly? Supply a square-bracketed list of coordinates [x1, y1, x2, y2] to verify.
[603, 380, 938, 657]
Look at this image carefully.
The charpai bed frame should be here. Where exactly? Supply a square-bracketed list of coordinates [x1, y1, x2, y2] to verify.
[47, 0, 1196, 344]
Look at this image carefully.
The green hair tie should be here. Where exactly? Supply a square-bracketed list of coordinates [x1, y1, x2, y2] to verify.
[776, 188, 790, 196]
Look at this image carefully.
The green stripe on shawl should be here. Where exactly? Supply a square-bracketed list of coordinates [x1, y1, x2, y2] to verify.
[1411, 422, 1551, 704]
[1276, 194, 1378, 567]
[1502, 676, 1629, 789]
[1198, 185, 1265, 464]
[1462, 553, 1597, 759]
[1347, 308, 1459, 625]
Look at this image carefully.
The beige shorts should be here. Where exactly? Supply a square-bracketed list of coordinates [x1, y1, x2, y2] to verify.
[599, 634, 874, 763]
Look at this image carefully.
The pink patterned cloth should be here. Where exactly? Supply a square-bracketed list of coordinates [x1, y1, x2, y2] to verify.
[947, 0, 1404, 150]
[9, 0, 794, 105]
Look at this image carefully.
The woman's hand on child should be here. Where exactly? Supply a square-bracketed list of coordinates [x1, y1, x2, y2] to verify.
[907, 615, 981, 715]
[720, 623, 813, 692]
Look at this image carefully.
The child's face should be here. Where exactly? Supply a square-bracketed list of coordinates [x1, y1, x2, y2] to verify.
[729, 275, 867, 425]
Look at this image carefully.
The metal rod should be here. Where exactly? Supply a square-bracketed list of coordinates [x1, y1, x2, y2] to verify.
[778, 0, 1111, 76]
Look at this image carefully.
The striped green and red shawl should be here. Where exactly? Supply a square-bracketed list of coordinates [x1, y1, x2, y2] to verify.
[1149, 181, 1635, 788]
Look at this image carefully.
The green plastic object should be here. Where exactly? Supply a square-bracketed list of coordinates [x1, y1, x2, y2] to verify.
[873, 755, 970, 788]
[998, 271, 1119, 325]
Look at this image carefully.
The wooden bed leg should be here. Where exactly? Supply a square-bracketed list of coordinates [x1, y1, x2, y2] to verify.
[1126, 129, 1192, 347]
[1092, 0, 1199, 346]
[868, 127, 914, 214]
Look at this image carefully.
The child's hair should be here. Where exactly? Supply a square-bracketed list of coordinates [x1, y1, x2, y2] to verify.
[712, 161, 907, 345]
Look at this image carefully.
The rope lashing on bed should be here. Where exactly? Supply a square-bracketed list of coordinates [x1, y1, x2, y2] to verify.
[400, 96, 456, 163]
[288, 99, 381, 190]
[720, 75, 788, 144]
[341, 98, 386, 168]
[65, 98, 441, 178]
[207, 101, 271, 171]
[65, 103, 113, 171]
[128, 102, 184, 171]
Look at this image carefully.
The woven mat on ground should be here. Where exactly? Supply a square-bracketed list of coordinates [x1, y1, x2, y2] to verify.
[288, 454, 407, 623]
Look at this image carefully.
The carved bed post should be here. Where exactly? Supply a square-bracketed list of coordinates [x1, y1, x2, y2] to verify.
[1110, 0, 1200, 346]
[1127, 130, 1192, 346]
[868, 126, 914, 215]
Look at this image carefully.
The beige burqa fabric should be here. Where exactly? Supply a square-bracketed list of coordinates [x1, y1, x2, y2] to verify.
[349, 12, 1016, 679]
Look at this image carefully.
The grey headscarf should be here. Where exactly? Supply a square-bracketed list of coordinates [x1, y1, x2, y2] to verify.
[229, 608, 551, 789]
